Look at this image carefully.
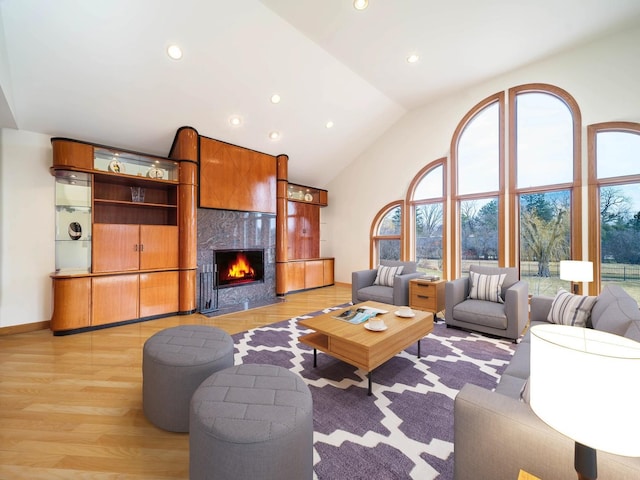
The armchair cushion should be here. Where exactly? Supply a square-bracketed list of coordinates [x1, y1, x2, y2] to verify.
[468, 271, 506, 303]
[547, 289, 597, 327]
[373, 265, 404, 287]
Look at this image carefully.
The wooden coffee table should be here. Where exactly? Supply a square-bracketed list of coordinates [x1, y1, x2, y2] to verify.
[298, 301, 434, 395]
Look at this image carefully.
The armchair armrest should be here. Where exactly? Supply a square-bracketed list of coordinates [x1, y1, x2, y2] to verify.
[454, 383, 575, 480]
[352, 269, 378, 304]
[392, 272, 424, 306]
[454, 384, 640, 480]
[445, 277, 469, 322]
[530, 295, 554, 322]
[504, 280, 529, 339]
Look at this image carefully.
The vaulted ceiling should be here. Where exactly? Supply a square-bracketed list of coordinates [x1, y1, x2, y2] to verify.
[1, 0, 639, 186]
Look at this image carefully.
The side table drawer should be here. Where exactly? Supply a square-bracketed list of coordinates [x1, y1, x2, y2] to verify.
[411, 288, 437, 310]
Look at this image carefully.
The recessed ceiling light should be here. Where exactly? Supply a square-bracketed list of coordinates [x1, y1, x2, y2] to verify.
[269, 131, 280, 140]
[325, 121, 334, 129]
[229, 115, 243, 126]
[353, 0, 368, 10]
[270, 94, 281, 104]
[407, 54, 420, 64]
[167, 44, 183, 60]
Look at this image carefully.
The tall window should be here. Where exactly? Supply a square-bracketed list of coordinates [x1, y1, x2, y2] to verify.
[408, 162, 445, 277]
[511, 86, 581, 296]
[588, 123, 640, 302]
[452, 93, 503, 276]
[370, 202, 403, 267]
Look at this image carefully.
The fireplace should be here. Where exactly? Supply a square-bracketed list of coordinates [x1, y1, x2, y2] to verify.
[214, 248, 264, 288]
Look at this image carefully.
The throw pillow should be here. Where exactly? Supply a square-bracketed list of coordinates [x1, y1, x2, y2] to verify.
[547, 289, 597, 327]
[468, 271, 506, 303]
[373, 265, 404, 287]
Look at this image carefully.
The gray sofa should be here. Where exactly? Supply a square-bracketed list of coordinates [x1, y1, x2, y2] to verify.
[454, 284, 640, 480]
[445, 265, 529, 341]
[352, 260, 423, 306]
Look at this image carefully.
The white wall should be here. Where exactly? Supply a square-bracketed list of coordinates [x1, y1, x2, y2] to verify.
[325, 24, 640, 284]
[0, 128, 54, 327]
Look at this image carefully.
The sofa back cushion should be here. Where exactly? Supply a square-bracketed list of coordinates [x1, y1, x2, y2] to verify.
[469, 265, 518, 298]
[547, 289, 597, 327]
[380, 260, 417, 274]
[591, 284, 640, 336]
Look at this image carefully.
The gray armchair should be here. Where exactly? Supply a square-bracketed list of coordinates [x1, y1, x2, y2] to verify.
[352, 260, 423, 306]
[445, 265, 528, 341]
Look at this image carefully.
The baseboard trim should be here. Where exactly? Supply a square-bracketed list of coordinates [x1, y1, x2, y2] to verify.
[0, 320, 50, 336]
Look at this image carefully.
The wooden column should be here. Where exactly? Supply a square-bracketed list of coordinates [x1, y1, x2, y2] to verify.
[170, 126, 199, 313]
[276, 154, 289, 295]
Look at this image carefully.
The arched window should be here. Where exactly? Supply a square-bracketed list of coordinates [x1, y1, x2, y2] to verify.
[370, 202, 403, 268]
[451, 93, 504, 277]
[588, 122, 640, 301]
[509, 84, 582, 296]
[407, 160, 446, 277]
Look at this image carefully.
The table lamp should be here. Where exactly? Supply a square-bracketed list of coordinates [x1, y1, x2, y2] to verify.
[559, 260, 593, 295]
[529, 324, 640, 480]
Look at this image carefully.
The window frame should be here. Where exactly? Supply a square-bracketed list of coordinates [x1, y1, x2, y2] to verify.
[405, 159, 447, 277]
[450, 92, 505, 277]
[508, 84, 583, 271]
[587, 121, 640, 295]
[369, 201, 404, 268]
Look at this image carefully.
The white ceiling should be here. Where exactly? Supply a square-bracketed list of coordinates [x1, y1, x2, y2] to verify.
[1, 0, 640, 187]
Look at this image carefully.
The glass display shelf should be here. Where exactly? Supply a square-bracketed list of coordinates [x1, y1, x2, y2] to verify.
[55, 171, 92, 273]
[94, 147, 179, 181]
[287, 183, 327, 205]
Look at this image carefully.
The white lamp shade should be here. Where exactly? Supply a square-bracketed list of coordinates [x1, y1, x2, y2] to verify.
[530, 324, 640, 457]
[559, 260, 593, 283]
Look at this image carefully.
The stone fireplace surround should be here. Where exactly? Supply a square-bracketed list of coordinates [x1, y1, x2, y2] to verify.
[197, 208, 279, 315]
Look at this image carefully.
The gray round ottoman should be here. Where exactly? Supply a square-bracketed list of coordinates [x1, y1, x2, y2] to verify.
[143, 325, 234, 432]
[189, 364, 313, 480]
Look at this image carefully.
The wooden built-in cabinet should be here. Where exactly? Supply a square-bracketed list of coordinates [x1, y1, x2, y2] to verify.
[284, 258, 335, 292]
[275, 167, 334, 294]
[50, 138, 189, 335]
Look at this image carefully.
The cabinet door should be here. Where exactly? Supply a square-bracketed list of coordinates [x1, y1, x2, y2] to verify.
[286, 262, 306, 291]
[304, 260, 324, 289]
[139, 225, 179, 270]
[323, 258, 335, 285]
[287, 202, 320, 259]
[51, 277, 91, 331]
[93, 224, 139, 273]
[92, 274, 139, 326]
[140, 271, 179, 317]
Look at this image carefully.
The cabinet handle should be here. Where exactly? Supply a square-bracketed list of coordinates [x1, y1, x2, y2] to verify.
[134, 244, 138, 252]
[418, 295, 430, 299]
[140, 244, 144, 252]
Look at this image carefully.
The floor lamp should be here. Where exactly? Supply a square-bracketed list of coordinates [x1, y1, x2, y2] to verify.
[529, 324, 640, 480]
[559, 260, 593, 295]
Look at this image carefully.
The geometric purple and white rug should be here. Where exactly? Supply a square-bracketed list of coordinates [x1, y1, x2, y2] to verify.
[232, 306, 515, 480]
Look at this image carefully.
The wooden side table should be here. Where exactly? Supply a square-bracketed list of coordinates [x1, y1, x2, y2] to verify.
[409, 278, 445, 314]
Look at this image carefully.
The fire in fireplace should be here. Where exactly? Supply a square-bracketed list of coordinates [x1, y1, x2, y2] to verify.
[214, 249, 264, 288]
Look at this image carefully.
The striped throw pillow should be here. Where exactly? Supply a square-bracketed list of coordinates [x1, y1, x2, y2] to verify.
[373, 265, 404, 287]
[547, 289, 597, 327]
[468, 271, 506, 303]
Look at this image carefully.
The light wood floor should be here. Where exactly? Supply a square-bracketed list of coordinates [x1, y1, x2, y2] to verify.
[0, 284, 352, 479]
